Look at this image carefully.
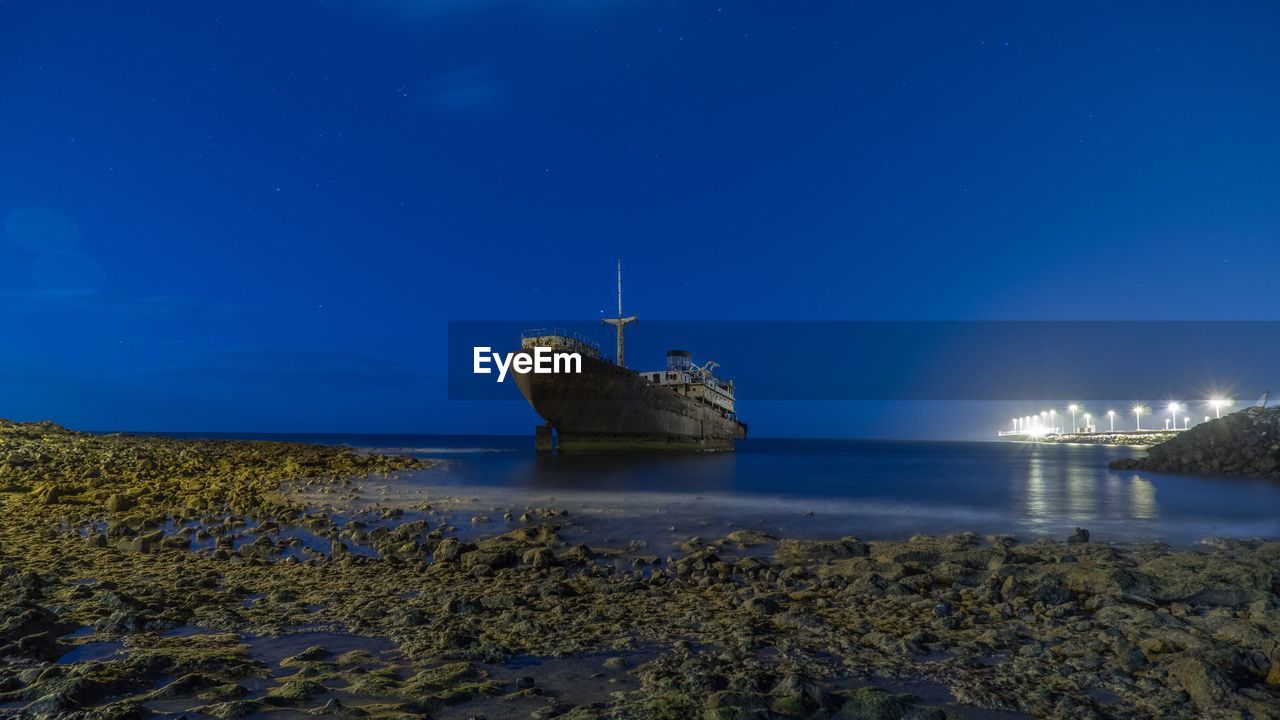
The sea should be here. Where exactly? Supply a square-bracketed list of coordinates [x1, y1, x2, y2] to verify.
[162, 433, 1280, 547]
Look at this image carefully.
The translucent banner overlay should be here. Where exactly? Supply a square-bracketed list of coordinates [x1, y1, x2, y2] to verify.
[448, 321, 1280, 401]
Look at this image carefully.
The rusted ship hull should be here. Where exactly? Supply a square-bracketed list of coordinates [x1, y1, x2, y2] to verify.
[512, 351, 747, 452]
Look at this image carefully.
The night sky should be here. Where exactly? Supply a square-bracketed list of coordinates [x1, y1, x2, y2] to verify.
[3, 1, 1279, 438]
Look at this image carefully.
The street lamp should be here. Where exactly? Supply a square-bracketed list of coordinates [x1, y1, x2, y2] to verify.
[1049, 409, 1057, 432]
[1068, 404, 1078, 433]
[1083, 413, 1091, 433]
[1107, 410, 1116, 432]
[1133, 405, 1144, 431]
[1210, 397, 1232, 419]
[1168, 402, 1180, 431]
[1183, 416, 1190, 430]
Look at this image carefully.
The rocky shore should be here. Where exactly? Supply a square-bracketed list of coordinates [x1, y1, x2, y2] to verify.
[3, 420, 1280, 719]
[1110, 407, 1280, 476]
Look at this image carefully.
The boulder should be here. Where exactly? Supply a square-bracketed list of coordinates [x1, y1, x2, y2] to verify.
[1168, 657, 1236, 713]
[106, 494, 135, 513]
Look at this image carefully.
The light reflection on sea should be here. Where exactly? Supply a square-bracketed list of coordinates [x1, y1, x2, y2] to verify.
[165, 433, 1280, 546]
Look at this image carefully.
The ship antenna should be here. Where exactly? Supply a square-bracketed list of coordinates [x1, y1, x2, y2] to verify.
[601, 258, 638, 367]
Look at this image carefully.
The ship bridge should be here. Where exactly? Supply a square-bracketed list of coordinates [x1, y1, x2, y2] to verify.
[639, 349, 737, 418]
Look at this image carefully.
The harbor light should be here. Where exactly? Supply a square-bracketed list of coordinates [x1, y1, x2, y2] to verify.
[1083, 413, 1091, 433]
[1184, 416, 1190, 429]
[1167, 402, 1180, 431]
[1069, 404, 1078, 433]
[1210, 397, 1232, 419]
[1107, 409, 1116, 432]
[1049, 409, 1057, 431]
[1133, 405, 1144, 430]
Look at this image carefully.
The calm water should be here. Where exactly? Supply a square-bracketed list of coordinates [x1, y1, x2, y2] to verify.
[164, 434, 1280, 545]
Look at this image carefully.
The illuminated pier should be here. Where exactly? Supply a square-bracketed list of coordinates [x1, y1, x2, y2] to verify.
[1000, 397, 1235, 440]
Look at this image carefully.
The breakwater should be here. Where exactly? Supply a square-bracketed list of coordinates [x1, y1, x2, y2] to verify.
[1001, 431, 1180, 447]
[1111, 407, 1280, 476]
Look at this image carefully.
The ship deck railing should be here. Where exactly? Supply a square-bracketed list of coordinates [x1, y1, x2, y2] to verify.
[520, 328, 601, 354]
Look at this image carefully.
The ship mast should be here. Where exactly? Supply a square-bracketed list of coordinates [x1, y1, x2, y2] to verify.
[601, 259, 637, 367]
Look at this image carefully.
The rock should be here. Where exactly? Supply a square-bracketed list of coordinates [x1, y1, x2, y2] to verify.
[722, 529, 779, 547]
[774, 537, 868, 562]
[769, 675, 833, 715]
[1111, 407, 1280, 477]
[1067, 527, 1090, 544]
[310, 697, 364, 716]
[194, 700, 264, 719]
[521, 547, 558, 569]
[746, 595, 783, 615]
[833, 687, 915, 719]
[282, 645, 329, 665]
[461, 549, 517, 571]
[562, 544, 594, 565]
[106, 494, 134, 513]
[1168, 657, 1236, 713]
[433, 538, 474, 563]
[34, 485, 63, 505]
[117, 530, 163, 554]
[265, 678, 326, 705]
[1112, 639, 1146, 673]
[703, 690, 769, 720]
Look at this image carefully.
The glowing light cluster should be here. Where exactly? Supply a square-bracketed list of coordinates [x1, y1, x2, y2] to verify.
[1006, 396, 1234, 437]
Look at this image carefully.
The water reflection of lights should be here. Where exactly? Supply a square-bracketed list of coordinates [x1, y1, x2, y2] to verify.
[1066, 464, 1096, 520]
[1022, 449, 1135, 527]
[1130, 476, 1156, 519]
[1025, 456, 1047, 523]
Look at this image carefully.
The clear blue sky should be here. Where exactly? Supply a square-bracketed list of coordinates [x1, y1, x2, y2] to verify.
[3, 1, 1279, 437]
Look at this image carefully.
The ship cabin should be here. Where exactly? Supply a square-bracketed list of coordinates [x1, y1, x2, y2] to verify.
[520, 329, 601, 360]
[640, 349, 737, 419]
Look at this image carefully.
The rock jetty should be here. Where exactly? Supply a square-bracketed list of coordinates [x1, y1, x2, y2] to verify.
[1110, 407, 1280, 476]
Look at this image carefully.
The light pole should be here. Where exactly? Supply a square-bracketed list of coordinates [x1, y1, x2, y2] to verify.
[1083, 413, 1091, 433]
[1168, 402, 1180, 432]
[1107, 410, 1116, 432]
[1210, 398, 1231, 419]
[1133, 405, 1144, 431]
[1050, 409, 1057, 432]
[1069, 404, 1078, 433]
[1183, 416, 1190, 430]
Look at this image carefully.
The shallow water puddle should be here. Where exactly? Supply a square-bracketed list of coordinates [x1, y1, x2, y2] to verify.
[437, 649, 657, 720]
[245, 631, 399, 672]
[56, 639, 124, 664]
